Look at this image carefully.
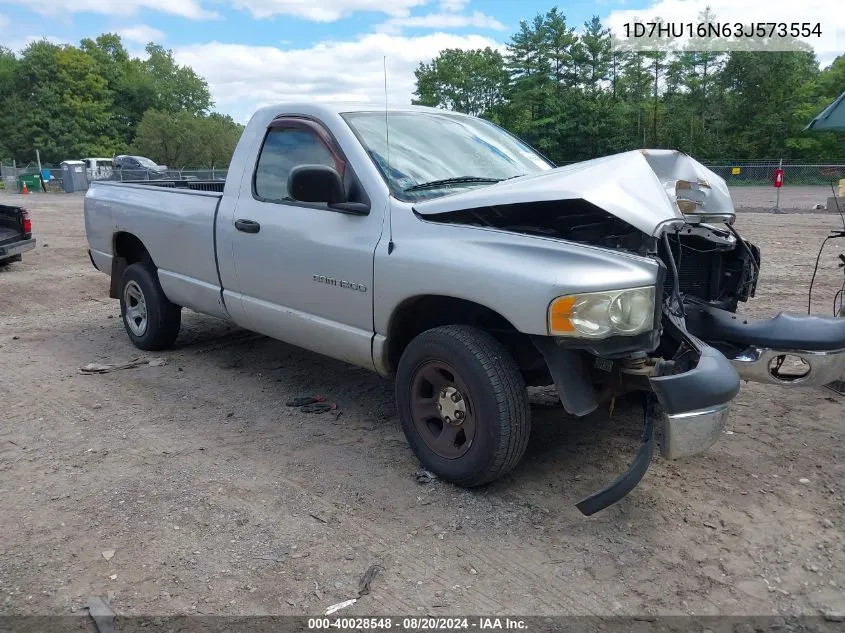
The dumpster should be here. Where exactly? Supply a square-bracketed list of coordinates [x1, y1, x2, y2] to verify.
[18, 173, 43, 193]
[60, 160, 88, 193]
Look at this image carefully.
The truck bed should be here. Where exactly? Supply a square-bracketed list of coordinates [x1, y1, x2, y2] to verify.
[85, 180, 224, 318]
[1, 204, 25, 246]
[113, 179, 225, 193]
[0, 226, 18, 243]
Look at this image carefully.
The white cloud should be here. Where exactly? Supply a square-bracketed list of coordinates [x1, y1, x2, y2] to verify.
[605, 0, 844, 64]
[2, 0, 216, 20]
[439, 0, 468, 11]
[117, 25, 165, 44]
[174, 32, 502, 122]
[229, 0, 427, 21]
[378, 11, 506, 34]
[0, 13, 9, 32]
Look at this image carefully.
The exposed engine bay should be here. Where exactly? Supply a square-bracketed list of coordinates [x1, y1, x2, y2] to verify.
[661, 222, 760, 312]
[422, 198, 761, 315]
[421, 199, 648, 252]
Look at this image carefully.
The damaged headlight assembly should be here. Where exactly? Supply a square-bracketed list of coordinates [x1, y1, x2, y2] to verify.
[548, 287, 656, 338]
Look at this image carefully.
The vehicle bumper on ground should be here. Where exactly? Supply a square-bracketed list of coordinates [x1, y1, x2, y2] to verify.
[576, 338, 739, 516]
[731, 346, 845, 387]
[684, 300, 845, 388]
[0, 237, 36, 259]
[650, 344, 740, 459]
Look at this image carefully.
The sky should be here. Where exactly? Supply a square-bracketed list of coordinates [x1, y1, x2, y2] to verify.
[0, 0, 842, 123]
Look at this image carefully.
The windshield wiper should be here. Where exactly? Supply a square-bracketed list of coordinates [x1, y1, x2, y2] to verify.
[403, 176, 502, 192]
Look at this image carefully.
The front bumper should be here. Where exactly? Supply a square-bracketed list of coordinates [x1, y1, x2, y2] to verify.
[684, 300, 845, 388]
[576, 332, 739, 515]
[0, 237, 36, 259]
[660, 403, 731, 459]
[732, 346, 845, 387]
[650, 343, 740, 459]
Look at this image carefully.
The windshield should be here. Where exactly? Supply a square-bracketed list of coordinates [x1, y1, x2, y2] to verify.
[342, 111, 553, 201]
[135, 156, 159, 169]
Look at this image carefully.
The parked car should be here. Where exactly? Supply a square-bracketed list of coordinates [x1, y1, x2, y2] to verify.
[112, 155, 168, 180]
[83, 103, 845, 514]
[0, 203, 35, 265]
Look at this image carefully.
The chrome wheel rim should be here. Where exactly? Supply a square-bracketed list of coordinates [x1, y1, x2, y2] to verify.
[123, 281, 148, 336]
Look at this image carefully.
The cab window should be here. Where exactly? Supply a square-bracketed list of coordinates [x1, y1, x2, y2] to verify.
[254, 127, 338, 202]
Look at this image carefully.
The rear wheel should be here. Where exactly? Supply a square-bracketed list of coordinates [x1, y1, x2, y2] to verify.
[395, 325, 531, 487]
[119, 262, 181, 350]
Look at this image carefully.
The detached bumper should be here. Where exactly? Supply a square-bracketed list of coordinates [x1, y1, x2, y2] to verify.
[732, 346, 845, 387]
[685, 300, 845, 387]
[577, 338, 739, 515]
[650, 344, 740, 459]
[0, 237, 36, 259]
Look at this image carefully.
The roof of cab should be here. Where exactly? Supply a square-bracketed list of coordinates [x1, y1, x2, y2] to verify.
[252, 102, 470, 119]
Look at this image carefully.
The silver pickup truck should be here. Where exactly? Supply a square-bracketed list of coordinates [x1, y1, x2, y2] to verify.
[84, 103, 845, 514]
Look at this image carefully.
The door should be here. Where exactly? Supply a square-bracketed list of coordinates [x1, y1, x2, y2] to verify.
[225, 116, 385, 370]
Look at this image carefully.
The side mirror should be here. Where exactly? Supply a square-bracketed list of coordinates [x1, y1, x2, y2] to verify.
[288, 164, 346, 205]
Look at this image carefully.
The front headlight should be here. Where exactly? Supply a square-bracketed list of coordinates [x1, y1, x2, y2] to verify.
[548, 287, 656, 338]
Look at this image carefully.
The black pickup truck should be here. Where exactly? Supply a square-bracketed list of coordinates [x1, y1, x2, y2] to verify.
[0, 204, 35, 265]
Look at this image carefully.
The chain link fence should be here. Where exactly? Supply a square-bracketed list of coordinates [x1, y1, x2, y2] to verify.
[2, 160, 843, 193]
[1, 163, 229, 192]
[705, 162, 845, 186]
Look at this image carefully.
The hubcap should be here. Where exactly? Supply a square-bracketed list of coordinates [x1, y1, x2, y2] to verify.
[123, 280, 148, 336]
[437, 386, 466, 425]
[409, 360, 476, 459]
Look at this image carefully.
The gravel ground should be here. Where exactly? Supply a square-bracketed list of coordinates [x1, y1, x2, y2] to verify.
[730, 186, 840, 213]
[1, 191, 844, 619]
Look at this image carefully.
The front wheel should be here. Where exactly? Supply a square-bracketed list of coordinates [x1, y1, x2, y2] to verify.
[395, 325, 531, 487]
[119, 262, 181, 350]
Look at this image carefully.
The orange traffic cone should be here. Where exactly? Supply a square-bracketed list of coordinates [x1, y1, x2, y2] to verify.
[21, 182, 29, 195]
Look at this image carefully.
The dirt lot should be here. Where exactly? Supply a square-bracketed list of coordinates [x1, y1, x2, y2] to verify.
[729, 185, 836, 212]
[1, 191, 844, 618]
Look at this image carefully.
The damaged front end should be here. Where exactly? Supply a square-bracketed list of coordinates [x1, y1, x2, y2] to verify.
[416, 149, 845, 515]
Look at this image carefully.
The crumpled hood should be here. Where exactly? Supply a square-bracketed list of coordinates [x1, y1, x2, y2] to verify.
[413, 149, 734, 237]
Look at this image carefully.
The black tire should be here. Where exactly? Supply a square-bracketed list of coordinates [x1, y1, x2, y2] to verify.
[119, 262, 181, 350]
[395, 325, 531, 487]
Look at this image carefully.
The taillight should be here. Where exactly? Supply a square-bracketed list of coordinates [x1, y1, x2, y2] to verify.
[21, 209, 32, 236]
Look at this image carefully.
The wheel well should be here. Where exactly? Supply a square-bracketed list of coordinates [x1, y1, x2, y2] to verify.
[109, 232, 153, 298]
[114, 232, 152, 266]
[385, 295, 549, 383]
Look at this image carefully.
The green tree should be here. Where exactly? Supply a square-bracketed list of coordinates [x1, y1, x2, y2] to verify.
[580, 16, 611, 91]
[720, 50, 820, 158]
[410, 9, 841, 163]
[0, 47, 18, 161]
[7, 40, 117, 163]
[0, 34, 222, 165]
[543, 8, 577, 91]
[143, 44, 212, 116]
[506, 16, 551, 122]
[132, 110, 242, 167]
[413, 48, 508, 117]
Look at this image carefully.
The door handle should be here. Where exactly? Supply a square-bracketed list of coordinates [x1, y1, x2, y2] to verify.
[235, 219, 261, 234]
